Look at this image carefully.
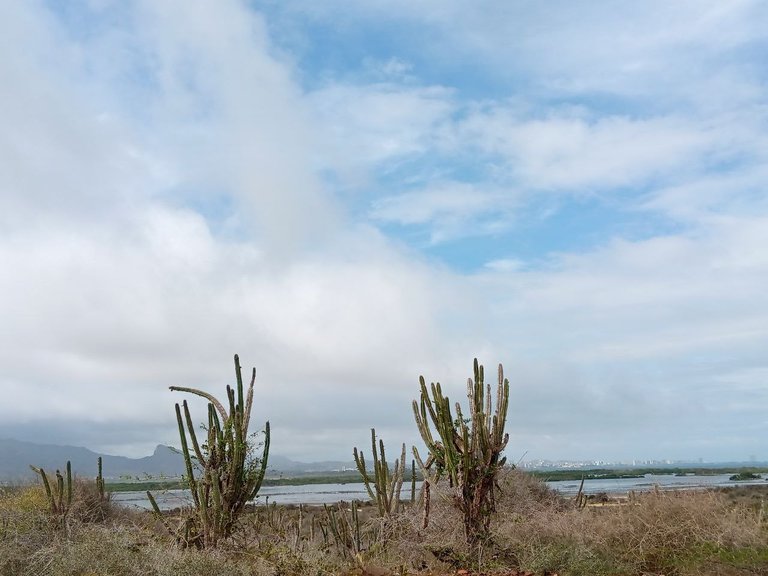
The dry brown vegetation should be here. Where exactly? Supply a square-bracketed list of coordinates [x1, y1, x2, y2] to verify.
[2, 468, 767, 576]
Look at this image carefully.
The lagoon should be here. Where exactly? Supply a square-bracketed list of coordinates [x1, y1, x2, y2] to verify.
[111, 473, 766, 511]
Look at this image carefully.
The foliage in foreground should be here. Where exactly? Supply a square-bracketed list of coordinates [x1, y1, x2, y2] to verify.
[29, 461, 72, 531]
[3, 469, 766, 576]
[147, 354, 270, 549]
[353, 428, 407, 518]
[413, 358, 510, 545]
[6, 355, 767, 574]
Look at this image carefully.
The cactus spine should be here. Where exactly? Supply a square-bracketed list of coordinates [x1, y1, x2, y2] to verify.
[412, 358, 510, 544]
[353, 428, 405, 517]
[148, 354, 270, 548]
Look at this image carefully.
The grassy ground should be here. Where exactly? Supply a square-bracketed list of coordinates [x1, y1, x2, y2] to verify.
[1, 469, 766, 576]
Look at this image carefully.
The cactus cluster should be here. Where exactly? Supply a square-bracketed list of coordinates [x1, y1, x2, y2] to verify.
[321, 501, 363, 557]
[413, 358, 510, 544]
[353, 428, 405, 518]
[148, 354, 270, 548]
[29, 460, 73, 529]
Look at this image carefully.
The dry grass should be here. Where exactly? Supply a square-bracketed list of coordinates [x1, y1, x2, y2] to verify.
[487, 473, 768, 576]
[1, 470, 767, 576]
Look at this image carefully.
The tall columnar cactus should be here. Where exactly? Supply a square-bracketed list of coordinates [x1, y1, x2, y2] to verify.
[30, 460, 73, 528]
[353, 428, 405, 517]
[147, 354, 270, 548]
[412, 358, 510, 544]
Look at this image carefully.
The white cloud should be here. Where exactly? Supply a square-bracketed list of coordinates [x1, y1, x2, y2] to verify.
[291, 0, 767, 106]
[454, 108, 715, 191]
[370, 182, 522, 244]
[308, 82, 455, 184]
[484, 258, 525, 272]
[471, 217, 768, 460]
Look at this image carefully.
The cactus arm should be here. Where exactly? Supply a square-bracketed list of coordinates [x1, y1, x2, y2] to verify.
[96, 457, 105, 501]
[146, 490, 178, 538]
[394, 442, 406, 509]
[412, 447, 439, 485]
[55, 470, 64, 512]
[175, 403, 200, 508]
[243, 368, 255, 435]
[353, 447, 377, 502]
[169, 386, 228, 420]
[30, 465, 54, 510]
[421, 377, 441, 434]
[65, 461, 72, 508]
[373, 434, 385, 516]
[227, 385, 236, 420]
[210, 468, 222, 519]
[248, 421, 269, 499]
[234, 354, 244, 411]
[181, 400, 206, 467]
[146, 490, 162, 516]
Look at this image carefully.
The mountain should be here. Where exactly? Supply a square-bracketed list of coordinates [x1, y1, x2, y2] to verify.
[0, 438, 186, 480]
[0, 438, 356, 481]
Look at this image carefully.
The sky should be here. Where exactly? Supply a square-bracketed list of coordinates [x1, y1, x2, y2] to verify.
[1, 0, 767, 465]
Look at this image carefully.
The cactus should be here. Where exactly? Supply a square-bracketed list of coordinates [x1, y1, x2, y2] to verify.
[96, 456, 106, 502]
[574, 476, 588, 510]
[147, 354, 270, 548]
[353, 428, 405, 517]
[30, 460, 72, 528]
[322, 501, 363, 557]
[412, 358, 510, 544]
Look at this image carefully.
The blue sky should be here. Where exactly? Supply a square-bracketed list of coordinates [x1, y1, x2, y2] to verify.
[1, 0, 767, 464]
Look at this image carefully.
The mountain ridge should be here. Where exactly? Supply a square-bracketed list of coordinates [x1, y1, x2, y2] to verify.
[0, 438, 355, 481]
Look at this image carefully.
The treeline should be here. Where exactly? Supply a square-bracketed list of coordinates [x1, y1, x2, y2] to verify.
[529, 466, 768, 481]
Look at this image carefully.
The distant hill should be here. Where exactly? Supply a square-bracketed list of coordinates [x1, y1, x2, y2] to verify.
[0, 438, 355, 481]
[0, 438, 186, 481]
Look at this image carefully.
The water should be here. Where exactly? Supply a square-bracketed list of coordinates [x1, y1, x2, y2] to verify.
[543, 473, 765, 496]
[111, 483, 418, 510]
[112, 474, 766, 511]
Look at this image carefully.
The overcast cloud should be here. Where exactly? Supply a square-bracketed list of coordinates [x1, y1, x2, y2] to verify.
[1, 0, 766, 464]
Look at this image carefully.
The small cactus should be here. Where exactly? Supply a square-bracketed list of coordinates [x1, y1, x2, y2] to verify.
[574, 476, 588, 510]
[29, 460, 72, 528]
[353, 428, 405, 517]
[96, 456, 106, 502]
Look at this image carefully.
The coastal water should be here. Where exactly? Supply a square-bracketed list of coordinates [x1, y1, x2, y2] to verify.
[111, 473, 766, 511]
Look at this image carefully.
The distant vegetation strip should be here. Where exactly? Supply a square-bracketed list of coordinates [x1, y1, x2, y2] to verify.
[105, 467, 768, 492]
[528, 466, 768, 482]
[105, 472, 373, 492]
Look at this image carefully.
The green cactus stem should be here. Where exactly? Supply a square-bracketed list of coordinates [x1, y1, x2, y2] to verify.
[148, 354, 270, 548]
[353, 428, 405, 517]
[412, 359, 510, 545]
[29, 460, 72, 529]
